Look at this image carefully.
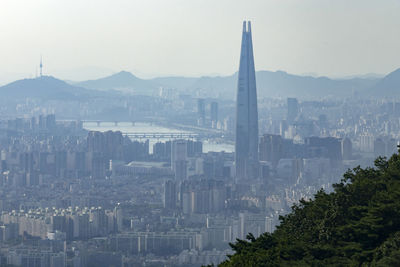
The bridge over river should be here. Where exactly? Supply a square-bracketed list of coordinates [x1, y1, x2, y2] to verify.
[123, 132, 198, 139]
[62, 120, 227, 140]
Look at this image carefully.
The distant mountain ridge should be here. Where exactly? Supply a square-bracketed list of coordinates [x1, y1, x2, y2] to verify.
[367, 68, 400, 97]
[254, 70, 378, 98]
[2, 68, 399, 100]
[75, 70, 384, 99]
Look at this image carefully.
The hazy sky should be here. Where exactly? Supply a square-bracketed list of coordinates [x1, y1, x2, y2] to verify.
[0, 0, 399, 82]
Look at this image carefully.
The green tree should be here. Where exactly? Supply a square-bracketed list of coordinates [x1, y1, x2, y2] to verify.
[221, 155, 400, 266]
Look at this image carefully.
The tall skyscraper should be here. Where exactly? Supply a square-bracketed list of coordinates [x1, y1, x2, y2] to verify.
[235, 21, 259, 180]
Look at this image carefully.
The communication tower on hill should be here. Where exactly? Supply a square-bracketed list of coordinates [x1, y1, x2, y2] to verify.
[40, 56, 43, 77]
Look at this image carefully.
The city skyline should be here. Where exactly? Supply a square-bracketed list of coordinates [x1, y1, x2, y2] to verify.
[1, 2, 400, 266]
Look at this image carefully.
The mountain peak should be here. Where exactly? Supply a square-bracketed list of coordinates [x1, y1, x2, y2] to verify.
[387, 68, 400, 77]
[7, 75, 68, 88]
[367, 68, 400, 97]
[77, 70, 155, 92]
[0, 75, 91, 99]
[113, 71, 136, 78]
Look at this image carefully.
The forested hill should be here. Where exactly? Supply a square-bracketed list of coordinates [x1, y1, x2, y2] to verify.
[220, 153, 400, 266]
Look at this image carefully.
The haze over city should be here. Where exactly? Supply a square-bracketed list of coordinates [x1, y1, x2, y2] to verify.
[1, 0, 400, 83]
[1, 1, 400, 266]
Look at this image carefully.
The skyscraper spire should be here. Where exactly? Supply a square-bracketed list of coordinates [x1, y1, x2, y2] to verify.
[235, 21, 259, 180]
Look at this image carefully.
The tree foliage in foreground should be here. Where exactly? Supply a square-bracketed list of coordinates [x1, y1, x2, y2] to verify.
[220, 154, 400, 266]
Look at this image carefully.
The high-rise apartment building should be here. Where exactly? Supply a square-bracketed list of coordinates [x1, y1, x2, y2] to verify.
[164, 180, 177, 210]
[171, 139, 188, 180]
[210, 102, 218, 122]
[287, 98, 299, 124]
[341, 137, 352, 160]
[197, 99, 205, 126]
[259, 134, 283, 167]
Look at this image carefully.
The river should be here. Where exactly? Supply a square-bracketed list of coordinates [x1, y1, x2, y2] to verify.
[83, 122, 234, 153]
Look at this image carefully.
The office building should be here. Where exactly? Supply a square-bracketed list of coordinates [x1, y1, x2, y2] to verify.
[287, 98, 299, 124]
[164, 180, 177, 210]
